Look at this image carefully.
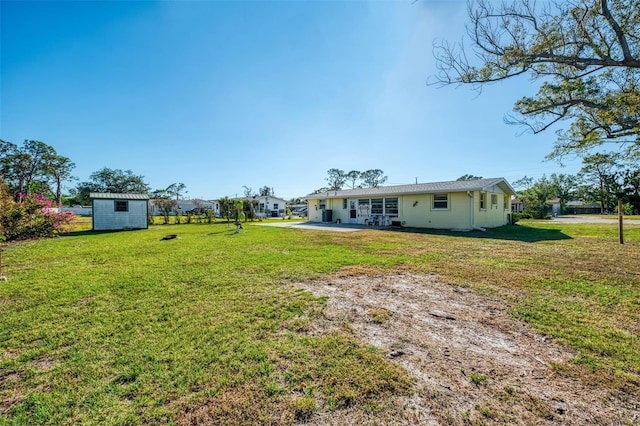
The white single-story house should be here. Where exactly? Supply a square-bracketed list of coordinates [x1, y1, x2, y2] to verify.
[90, 193, 150, 231]
[148, 199, 220, 216]
[233, 196, 289, 218]
[58, 205, 93, 216]
[305, 178, 516, 230]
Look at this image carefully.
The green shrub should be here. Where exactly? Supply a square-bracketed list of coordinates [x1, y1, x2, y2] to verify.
[0, 181, 74, 241]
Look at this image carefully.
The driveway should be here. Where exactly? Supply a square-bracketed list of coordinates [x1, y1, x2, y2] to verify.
[549, 215, 640, 224]
[257, 221, 367, 232]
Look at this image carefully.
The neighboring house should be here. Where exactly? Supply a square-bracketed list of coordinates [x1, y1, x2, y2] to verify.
[305, 178, 516, 230]
[565, 201, 602, 214]
[58, 205, 92, 216]
[549, 198, 562, 217]
[511, 198, 525, 213]
[234, 196, 289, 218]
[90, 193, 150, 231]
[149, 199, 220, 216]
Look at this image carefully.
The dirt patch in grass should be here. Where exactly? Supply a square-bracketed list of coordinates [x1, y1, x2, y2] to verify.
[177, 382, 296, 425]
[296, 273, 640, 425]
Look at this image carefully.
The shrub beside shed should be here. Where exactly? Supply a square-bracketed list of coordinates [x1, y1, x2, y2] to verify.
[90, 193, 149, 231]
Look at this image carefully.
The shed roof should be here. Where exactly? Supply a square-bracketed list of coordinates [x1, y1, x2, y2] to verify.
[90, 192, 150, 200]
[307, 178, 516, 200]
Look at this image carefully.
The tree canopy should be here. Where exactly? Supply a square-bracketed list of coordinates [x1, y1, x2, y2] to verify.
[321, 168, 388, 191]
[326, 169, 347, 191]
[433, 0, 640, 160]
[0, 139, 75, 204]
[72, 167, 150, 205]
[456, 174, 483, 181]
[360, 169, 388, 188]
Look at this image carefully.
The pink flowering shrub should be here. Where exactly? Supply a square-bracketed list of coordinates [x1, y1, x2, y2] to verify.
[0, 182, 74, 241]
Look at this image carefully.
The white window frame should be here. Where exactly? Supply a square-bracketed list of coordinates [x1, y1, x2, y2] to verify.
[432, 194, 448, 210]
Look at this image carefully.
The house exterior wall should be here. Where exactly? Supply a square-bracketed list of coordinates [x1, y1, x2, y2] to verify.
[176, 200, 219, 215]
[92, 199, 148, 230]
[307, 188, 512, 230]
[255, 196, 288, 217]
[471, 189, 512, 228]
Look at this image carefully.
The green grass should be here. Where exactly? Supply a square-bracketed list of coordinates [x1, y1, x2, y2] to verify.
[1, 219, 639, 424]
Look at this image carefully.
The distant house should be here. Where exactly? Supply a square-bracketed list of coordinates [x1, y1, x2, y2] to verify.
[511, 198, 525, 213]
[90, 193, 149, 231]
[58, 205, 93, 216]
[148, 199, 220, 216]
[233, 195, 289, 218]
[565, 200, 602, 214]
[549, 198, 562, 217]
[305, 178, 516, 230]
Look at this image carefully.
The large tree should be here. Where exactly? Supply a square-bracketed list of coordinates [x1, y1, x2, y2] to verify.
[73, 167, 150, 205]
[519, 175, 557, 218]
[166, 182, 187, 200]
[579, 152, 625, 212]
[258, 186, 274, 197]
[433, 0, 640, 160]
[345, 170, 361, 188]
[0, 139, 75, 203]
[46, 155, 76, 205]
[326, 169, 347, 191]
[360, 169, 388, 188]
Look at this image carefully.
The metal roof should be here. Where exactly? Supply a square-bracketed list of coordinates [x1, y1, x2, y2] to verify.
[307, 178, 516, 199]
[90, 192, 150, 200]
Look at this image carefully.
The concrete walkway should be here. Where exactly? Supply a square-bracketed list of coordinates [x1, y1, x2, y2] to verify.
[257, 221, 368, 232]
[258, 217, 640, 233]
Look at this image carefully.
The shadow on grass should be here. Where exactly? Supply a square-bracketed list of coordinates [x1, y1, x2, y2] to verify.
[61, 229, 145, 238]
[384, 224, 572, 243]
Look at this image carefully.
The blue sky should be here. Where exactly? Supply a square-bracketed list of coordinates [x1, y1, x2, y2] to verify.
[1, 0, 583, 200]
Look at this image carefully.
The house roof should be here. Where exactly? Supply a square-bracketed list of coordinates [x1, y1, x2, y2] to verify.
[90, 192, 150, 200]
[307, 178, 516, 199]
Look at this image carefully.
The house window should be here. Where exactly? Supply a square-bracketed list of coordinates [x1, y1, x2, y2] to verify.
[115, 201, 128, 212]
[384, 198, 398, 216]
[433, 194, 448, 209]
[343, 198, 347, 209]
[371, 198, 383, 214]
[319, 200, 326, 210]
[491, 194, 498, 207]
[504, 195, 509, 210]
[273, 203, 279, 210]
[480, 193, 486, 210]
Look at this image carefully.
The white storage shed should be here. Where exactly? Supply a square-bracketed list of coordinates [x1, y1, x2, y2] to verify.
[90, 193, 149, 231]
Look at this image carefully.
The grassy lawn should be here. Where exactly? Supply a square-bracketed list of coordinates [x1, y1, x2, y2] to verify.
[1, 219, 639, 424]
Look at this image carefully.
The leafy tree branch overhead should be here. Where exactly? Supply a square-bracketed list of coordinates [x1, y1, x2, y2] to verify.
[431, 0, 640, 159]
